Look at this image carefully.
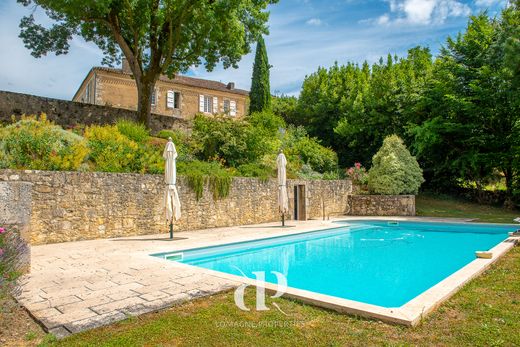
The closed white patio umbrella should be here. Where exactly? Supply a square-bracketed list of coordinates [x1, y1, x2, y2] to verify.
[277, 150, 289, 226]
[164, 137, 181, 239]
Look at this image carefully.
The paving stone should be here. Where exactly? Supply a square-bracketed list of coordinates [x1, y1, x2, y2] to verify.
[48, 326, 71, 339]
[91, 296, 147, 315]
[140, 290, 171, 302]
[40, 309, 99, 329]
[48, 295, 82, 308]
[106, 289, 141, 301]
[160, 285, 187, 296]
[132, 281, 182, 294]
[65, 311, 127, 334]
[32, 307, 61, 319]
[85, 280, 119, 291]
[76, 282, 143, 300]
[57, 295, 113, 314]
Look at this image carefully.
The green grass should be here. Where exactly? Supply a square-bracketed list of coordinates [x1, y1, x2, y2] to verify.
[40, 194, 520, 347]
[416, 193, 519, 223]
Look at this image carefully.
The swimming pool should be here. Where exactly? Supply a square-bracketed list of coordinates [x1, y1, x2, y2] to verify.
[154, 221, 517, 309]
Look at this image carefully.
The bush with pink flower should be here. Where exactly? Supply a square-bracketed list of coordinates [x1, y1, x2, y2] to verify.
[346, 162, 369, 191]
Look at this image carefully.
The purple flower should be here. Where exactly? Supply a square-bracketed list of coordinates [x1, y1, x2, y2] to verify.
[0, 227, 5, 234]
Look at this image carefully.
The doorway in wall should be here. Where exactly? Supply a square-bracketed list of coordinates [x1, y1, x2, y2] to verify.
[293, 185, 307, 221]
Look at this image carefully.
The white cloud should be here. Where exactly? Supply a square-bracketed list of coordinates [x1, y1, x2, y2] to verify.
[377, 14, 391, 25]
[306, 18, 322, 26]
[371, 0, 471, 26]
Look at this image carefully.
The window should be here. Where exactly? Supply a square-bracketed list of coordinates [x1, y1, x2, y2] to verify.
[166, 90, 181, 109]
[203, 95, 213, 113]
[151, 89, 157, 106]
[223, 99, 230, 114]
[199, 95, 217, 113]
[230, 100, 237, 117]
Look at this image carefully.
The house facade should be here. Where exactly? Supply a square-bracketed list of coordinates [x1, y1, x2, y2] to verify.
[72, 61, 249, 119]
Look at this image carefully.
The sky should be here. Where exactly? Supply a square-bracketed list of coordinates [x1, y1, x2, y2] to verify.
[0, 0, 507, 100]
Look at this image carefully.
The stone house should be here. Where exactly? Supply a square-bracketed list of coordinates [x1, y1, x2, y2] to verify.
[72, 60, 249, 119]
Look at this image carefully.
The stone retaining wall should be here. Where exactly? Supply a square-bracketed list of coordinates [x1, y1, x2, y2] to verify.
[0, 90, 190, 133]
[0, 170, 351, 245]
[347, 194, 415, 216]
[0, 181, 32, 274]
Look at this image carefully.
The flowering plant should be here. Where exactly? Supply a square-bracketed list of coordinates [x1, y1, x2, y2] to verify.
[346, 162, 369, 187]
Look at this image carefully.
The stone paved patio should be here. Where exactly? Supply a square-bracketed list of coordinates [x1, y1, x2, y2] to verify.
[17, 217, 477, 338]
[17, 219, 352, 338]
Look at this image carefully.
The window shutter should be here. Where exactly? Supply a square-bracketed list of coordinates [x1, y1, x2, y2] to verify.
[167, 90, 174, 109]
[213, 97, 218, 114]
[230, 100, 237, 116]
[199, 95, 204, 112]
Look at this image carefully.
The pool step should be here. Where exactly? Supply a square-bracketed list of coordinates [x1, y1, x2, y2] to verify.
[162, 252, 184, 261]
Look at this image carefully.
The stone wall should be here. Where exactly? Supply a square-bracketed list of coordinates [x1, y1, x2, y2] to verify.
[0, 181, 32, 274]
[0, 90, 190, 133]
[0, 170, 351, 245]
[347, 195, 415, 216]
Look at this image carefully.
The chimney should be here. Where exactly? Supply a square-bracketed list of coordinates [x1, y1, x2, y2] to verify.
[122, 58, 131, 74]
[227, 82, 235, 90]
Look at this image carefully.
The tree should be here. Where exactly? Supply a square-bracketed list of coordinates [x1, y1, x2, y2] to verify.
[18, 0, 277, 128]
[368, 135, 424, 195]
[411, 8, 520, 206]
[249, 36, 271, 113]
[297, 47, 433, 167]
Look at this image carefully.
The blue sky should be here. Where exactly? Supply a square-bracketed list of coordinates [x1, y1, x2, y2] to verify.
[0, 0, 506, 99]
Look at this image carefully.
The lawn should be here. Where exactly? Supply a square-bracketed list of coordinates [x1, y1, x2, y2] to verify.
[416, 193, 519, 223]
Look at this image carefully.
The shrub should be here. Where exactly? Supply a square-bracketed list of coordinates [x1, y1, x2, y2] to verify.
[368, 135, 424, 195]
[346, 162, 369, 186]
[178, 160, 232, 200]
[116, 119, 149, 143]
[248, 111, 286, 134]
[0, 115, 88, 171]
[155, 129, 194, 162]
[192, 115, 269, 167]
[237, 162, 274, 180]
[297, 163, 323, 180]
[281, 126, 338, 174]
[85, 125, 141, 173]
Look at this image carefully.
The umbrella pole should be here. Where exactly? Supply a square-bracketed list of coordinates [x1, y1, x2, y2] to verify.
[282, 213, 285, 227]
[169, 221, 173, 239]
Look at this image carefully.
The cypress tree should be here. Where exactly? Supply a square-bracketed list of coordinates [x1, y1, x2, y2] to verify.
[249, 36, 271, 113]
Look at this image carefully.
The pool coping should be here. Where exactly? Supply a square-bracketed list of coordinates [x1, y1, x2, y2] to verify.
[155, 220, 519, 326]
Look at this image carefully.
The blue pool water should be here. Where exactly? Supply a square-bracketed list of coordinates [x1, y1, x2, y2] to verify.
[154, 221, 516, 307]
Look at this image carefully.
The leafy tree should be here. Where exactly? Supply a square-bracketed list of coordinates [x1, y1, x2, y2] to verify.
[18, 0, 277, 127]
[368, 135, 424, 195]
[272, 94, 299, 125]
[411, 8, 520, 206]
[297, 48, 433, 167]
[249, 36, 271, 113]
